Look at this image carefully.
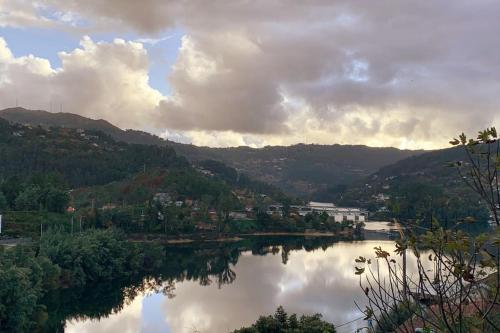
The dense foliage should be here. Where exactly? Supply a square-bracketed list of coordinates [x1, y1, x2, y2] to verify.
[1, 174, 69, 213]
[384, 181, 489, 228]
[73, 168, 237, 208]
[0, 118, 186, 188]
[0, 229, 164, 332]
[232, 306, 336, 333]
[317, 145, 492, 229]
[198, 159, 290, 202]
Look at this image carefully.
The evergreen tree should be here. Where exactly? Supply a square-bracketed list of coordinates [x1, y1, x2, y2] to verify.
[274, 306, 288, 329]
[0, 191, 7, 211]
[288, 314, 299, 330]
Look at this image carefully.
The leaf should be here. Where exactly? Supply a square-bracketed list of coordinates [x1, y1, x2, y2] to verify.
[459, 133, 467, 145]
[363, 307, 374, 320]
[490, 127, 498, 138]
[374, 246, 390, 259]
[355, 266, 365, 275]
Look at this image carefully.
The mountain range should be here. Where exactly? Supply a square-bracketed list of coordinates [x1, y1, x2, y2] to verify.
[0, 107, 424, 198]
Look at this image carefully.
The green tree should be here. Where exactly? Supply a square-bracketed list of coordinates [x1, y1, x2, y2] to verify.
[232, 307, 336, 333]
[1, 177, 22, 208]
[0, 191, 7, 211]
[0, 266, 41, 332]
[44, 188, 70, 213]
[274, 306, 288, 329]
[15, 186, 41, 211]
[288, 314, 299, 330]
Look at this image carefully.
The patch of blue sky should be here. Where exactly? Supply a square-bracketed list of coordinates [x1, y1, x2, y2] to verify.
[0, 26, 79, 68]
[0, 25, 183, 95]
[144, 29, 182, 96]
[140, 293, 171, 333]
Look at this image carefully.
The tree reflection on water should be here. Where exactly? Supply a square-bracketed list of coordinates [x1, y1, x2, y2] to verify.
[41, 236, 350, 332]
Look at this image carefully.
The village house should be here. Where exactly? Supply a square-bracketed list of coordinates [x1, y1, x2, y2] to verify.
[229, 211, 250, 220]
[373, 193, 390, 202]
[101, 203, 117, 210]
[208, 209, 218, 222]
[153, 192, 172, 206]
[195, 221, 217, 231]
[266, 204, 283, 217]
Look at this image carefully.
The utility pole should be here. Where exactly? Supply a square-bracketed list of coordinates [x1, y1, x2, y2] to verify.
[79, 216, 83, 233]
[71, 216, 74, 235]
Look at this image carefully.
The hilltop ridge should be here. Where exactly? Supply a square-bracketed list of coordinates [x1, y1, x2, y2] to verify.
[0, 107, 423, 196]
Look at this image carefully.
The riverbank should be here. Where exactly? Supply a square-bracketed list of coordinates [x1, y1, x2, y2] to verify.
[128, 229, 354, 244]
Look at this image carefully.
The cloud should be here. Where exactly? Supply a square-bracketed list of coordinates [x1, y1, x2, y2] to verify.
[134, 35, 174, 46]
[155, 1, 500, 143]
[0, 36, 162, 129]
[66, 295, 144, 333]
[157, 241, 421, 332]
[156, 33, 290, 134]
[0, 0, 178, 33]
[1, 1, 500, 148]
[0, 1, 54, 28]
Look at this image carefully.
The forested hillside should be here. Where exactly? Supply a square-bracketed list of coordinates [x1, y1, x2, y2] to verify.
[0, 107, 422, 197]
[0, 118, 293, 237]
[0, 117, 186, 187]
[319, 145, 492, 228]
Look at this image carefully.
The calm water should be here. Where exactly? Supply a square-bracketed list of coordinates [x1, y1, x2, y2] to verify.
[51, 223, 405, 333]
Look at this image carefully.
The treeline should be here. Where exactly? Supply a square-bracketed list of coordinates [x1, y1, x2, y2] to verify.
[232, 306, 336, 333]
[0, 229, 164, 332]
[0, 174, 69, 213]
[74, 168, 238, 208]
[385, 181, 490, 228]
[1, 234, 345, 332]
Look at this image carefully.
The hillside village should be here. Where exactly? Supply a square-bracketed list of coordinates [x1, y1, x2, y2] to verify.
[75, 183, 368, 236]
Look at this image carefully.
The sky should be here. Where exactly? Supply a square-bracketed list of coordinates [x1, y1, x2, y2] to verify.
[0, 1, 499, 149]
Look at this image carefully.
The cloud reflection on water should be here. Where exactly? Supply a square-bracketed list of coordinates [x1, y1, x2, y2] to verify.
[67, 240, 412, 333]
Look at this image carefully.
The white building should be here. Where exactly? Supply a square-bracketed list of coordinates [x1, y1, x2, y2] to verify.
[373, 193, 390, 202]
[299, 201, 367, 223]
[266, 204, 283, 217]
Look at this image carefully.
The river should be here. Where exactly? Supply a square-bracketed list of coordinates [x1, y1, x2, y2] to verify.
[50, 222, 406, 333]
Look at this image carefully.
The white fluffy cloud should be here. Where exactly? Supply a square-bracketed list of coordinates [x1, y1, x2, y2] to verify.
[0, 36, 162, 128]
[1, 1, 499, 148]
